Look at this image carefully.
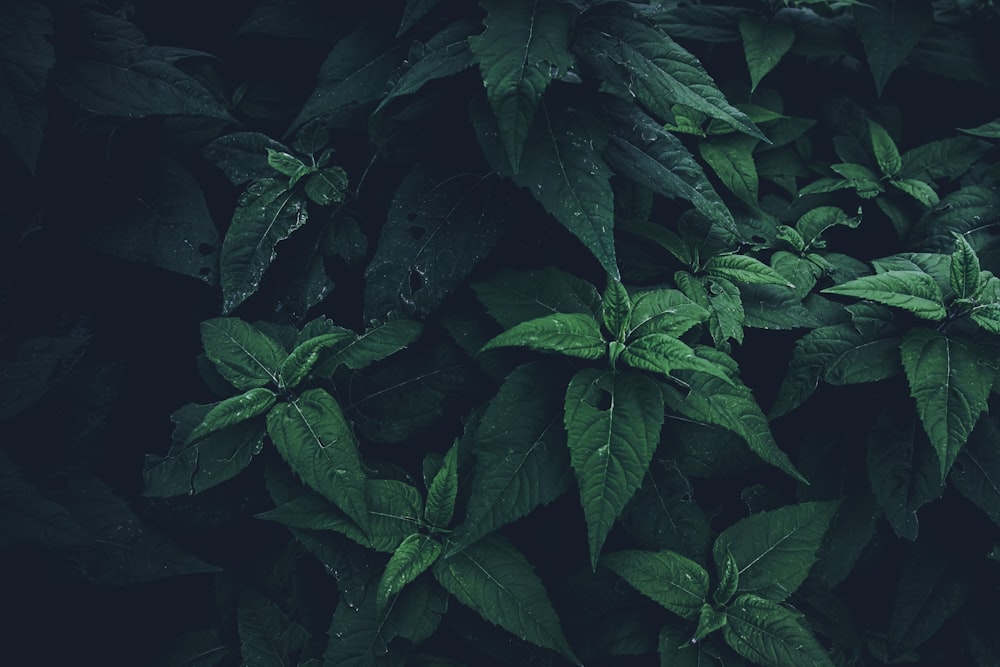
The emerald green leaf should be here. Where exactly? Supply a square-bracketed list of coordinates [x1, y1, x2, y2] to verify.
[425, 441, 458, 529]
[577, 16, 766, 140]
[604, 103, 736, 235]
[237, 588, 310, 667]
[470, 0, 574, 172]
[693, 604, 728, 641]
[739, 15, 795, 92]
[433, 534, 580, 664]
[512, 102, 618, 278]
[364, 162, 508, 320]
[144, 403, 266, 497]
[900, 328, 993, 477]
[377, 20, 476, 113]
[699, 135, 760, 210]
[627, 288, 710, 340]
[890, 178, 939, 207]
[794, 206, 860, 250]
[266, 148, 307, 178]
[666, 372, 805, 482]
[949, 233, 981, 299]
[714, 546, 739, 606]
[565, 368, 664, 568]
[474, 266, 602, 329]
[623, 334, 734, 385]
[302, 166, 348, 206]
[377, 533, 443, 612]
[704, 254, 793, 287]
[317, 319, 423, 374]
[449, 362, 572, 555]
[279, 332, 355, 389]
[200, 318, 286, 390]
[888, 538, 972, 655]
[951, 415, 1000, 528]
[221, 179, 308, 314]
[971, 304, 1000, 335]
[602, 276, 632, 341]
[601, 549, 710, 620]
[266, 388, 369, 534]
[481, 312, 606, 360]
[186, 388, 276, 444]
[867, 401, 943, 541]
[724, 594, 834, 667]
[259, 480, 423, 553]
[868, 119, 902, 178]
[855, 0, 934, 97]
[822, 270, 946, 320]
[713, 501, 838, 602]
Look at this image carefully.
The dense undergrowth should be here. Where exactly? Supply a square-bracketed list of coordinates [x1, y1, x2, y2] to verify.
[3, 0, 1000, 665]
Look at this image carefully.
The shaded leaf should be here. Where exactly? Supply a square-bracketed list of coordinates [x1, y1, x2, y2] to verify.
[724, 594, 834, 667]
[699, 135, 760, 209]
[473, 266, 601, 329]
[481, 312, 607, 360]
[377, 533, 443, 612]
[951, 415, 1000, 528]
[378, 19, 476, 113]
[620, 461, 710, 560]
[868, 119, 902, 178]
[794, 206, 859, 250]
[238, 588, 310, 667]
[602, 549, 709, 620]
[202, 132, 290, 186]
[424, 441, 458, 529]
[855, 0, 934, 96]
[399, 0, 442, 36]
[279, 332, 356, 389]
[0, 450, 88, 549]
[186, 388, 277, 444]
[739, 15, 794, 92]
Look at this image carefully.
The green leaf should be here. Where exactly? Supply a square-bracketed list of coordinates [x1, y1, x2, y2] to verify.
[433, 534, 580, 664]
[144, 403, 266, 497]
[665, 372, 805, 483]
[868, 119, 902, 178]
[278, 332, 355, 389]
[449, 362, 572, 554]
[398, 0, 442, 36]
[699, 135, 760, 210]
[577, 15, 766, 140]
[855, 0, 934, 96]
[739, 15, 795, 92]
[470, 0, 574, 172]
[704, 254, 793, 287]
[627, 288, 710, 340]
[693, 604, 728, 641]
[900, 329, 994, 477]
[266, 148, 307, 178]
[899, 135, 988, 183]
[474, 266, 601, 329]
[221, 179, 308, 314]
[602, 549, 710, 620]
[823, 271, 946, 320]
[602, 276, 632, 341]
[714, 546, 739, 606]
[620, 461, 710, 559]
[315, 318, 424, 374]
[425, 441, 458, 529]
[364, 162, 508, 320]
[481, 312, 606, 360]
[951, 415, 1000, 529]
[203, 132, 291, 186]
[794, 206, 860, 250]
[0, 450, 88, 549]
[200, 318, 286, 390]
[713, 501, 838, 602]
[237, 588, 310, 667]
[302, 166, 347, 206]
[829, 162, 884, 198]
[186, 388, 276, 444]
[623, 334, 734, 385]
[724, 594, 834, 667]
[565, 368, 665, 568]
[949, 233, 981, 299]
[890, 178, 939, 207]
[377, 533, 443, 612]
[959, 118, 1000, 139]
[377, 20, 476, 113]
[266, 388, 368, 535]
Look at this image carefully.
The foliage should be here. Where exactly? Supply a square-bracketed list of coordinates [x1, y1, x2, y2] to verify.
[3, 0, 1000, 665]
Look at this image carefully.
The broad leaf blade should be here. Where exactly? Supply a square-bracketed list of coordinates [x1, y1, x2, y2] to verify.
[377, 533, 443, 612]
[699, 135, 760, 210]
[949, 233, 981, 299]
[279, 332, 355, 389]
[900, 329, 993, 477]
[470, 0, 575, 172]
[868, 119, 902, 178]
[951, 415, 1000, 528]
[724, 594, 835, 667]
[473, 266, 601, 329]
[739, 15, 794, 92]
[704, 254, 793, 287]
[481, 312, 606, 360]
[377, 20, 476, 112]
[315, 318, 423, 374]
[186, 388, 276, 444]
[433, 534, 580, 664]
[627, 288, 710, 340]
[602, 276, 632, 341]
[238, 588, 309, 667]
[424, 442, 458, 529]
[266, 388, 369, 534]
[201, 318, 286, 390]
[823, 270, 946, 321]
[623, 334, 734, 385]
[713, 501, 839, 602]
[601, 549, 709, 620]
[565, 368, 665, 568]
[855, 0, 934, 96]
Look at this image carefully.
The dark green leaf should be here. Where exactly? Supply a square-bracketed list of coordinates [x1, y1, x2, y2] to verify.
[855, 0, 934, 96]
[221, 179, 308, 314]
[378, 20, 476, 113]
[481, 312, 606, 360]
[186, 388, 277, 444]
[900, 328, 993, 477]
[313, 318, 423, 375]
[602, 549, 710, 620]
[713, 501, 839, 602]
[739, 15, 794, 92]
[279, 332, 355, 389]
[474, 266, 601, 329]
[627, 288, 709, 340]
[704, 254, 793, 287]
[950, 233, 981, 299]
[620, 460, 710, 560]
[203, 132, 290, 186]
[951, 415, 1000, 528]
[364, 163, 508, 320]
[602, 276, 632, 341]
[0, 450, 88, 549]
[868, 119, 902, 178]
[693, 603, 728, 641]
[0, 335, 85, 422]
[267, 388, 368, 534]
[470, 0, 574, 171]
[377, 533, 443, 612]
[794, 206, 859, 250]
[433, 534, 580, 664]
[424, 441, 458, 529]
[398, 0, 442, 36]
[200, 318, 286, 390]
[699, 135, 760, 210]
[238, 588, 310, 667]
[891, 178, 939, 207]
[823, 270, 946, 320]
[724, 594, 834, 667]
[624, 334, 734, 385]
[899, 135, 989, 183]
[714, 546, 739, 606]
[565, 368, 664, 568]
[302, 166, 347, 206]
